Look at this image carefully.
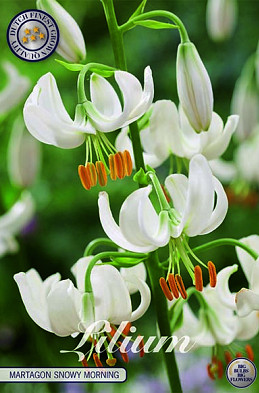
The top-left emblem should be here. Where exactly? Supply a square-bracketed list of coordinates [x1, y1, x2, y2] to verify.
[7, 9, 59, 62]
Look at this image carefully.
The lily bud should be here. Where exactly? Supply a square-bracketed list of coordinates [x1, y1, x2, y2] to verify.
[206, 0, 237, 42]
[8, 117, 41, 188]
[177, 42, 213, 133]
[36, 0, 86, 62]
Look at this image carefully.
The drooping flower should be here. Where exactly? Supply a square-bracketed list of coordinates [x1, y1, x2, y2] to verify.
[36, 0, 86, 63]
[172, 265, 259, 380]
[99, 154, 228, 298]
[177, 42, 213, 132]
[116, 100, 238, 168]
[0, 192, 35, 258]
[235, 235, 259, 317]
[206, 0, 238, 42]
[0, 62, 30, 117]
[14, 256, 151, 366]
[234, 132, 259, 185]
[8, 117, 41, 188]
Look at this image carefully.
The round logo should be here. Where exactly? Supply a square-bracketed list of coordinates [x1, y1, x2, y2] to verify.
[226, 358, 257, 388]
[7, 9, 59, 62]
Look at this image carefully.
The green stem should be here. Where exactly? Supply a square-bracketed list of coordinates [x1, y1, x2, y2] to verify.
[193, 238, 259, 260]
[84, 238, 117, 256]
[146, 252, 183, 393]
[120, 10, 189, 43]
[101, 0, 145, 172]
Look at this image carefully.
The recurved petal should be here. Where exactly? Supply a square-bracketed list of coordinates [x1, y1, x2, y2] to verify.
[200, 176, 228, 235]
[236, 236, 259, 285]
[215, 265, 238, 309]
[90, 73, 122, 117]
[47, 279, 82, 336]
[236, 288, 259, 317]
[126, 275, 151, 321]
[98, 192, 154, 252]
[236, 311, 259, 340]
[165, 174, 188, 215]
[14, 269, 52, 332]
[121, 263, 147, 294]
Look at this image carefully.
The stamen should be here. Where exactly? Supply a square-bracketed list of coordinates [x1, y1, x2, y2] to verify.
[159, 277, 173, 301]
[114, 153, 125, 179]
[236, 352, 242, 358]
[161, 185, 171, 203]
[122, 322, 131, 336]
[109, 154, 117, 181]
[208, 261, 217, 287]
[217, 360, 223, 379]
[175, 274, 188, 299]
[96, 161, 108, 187]
[245, 345, 254, 361]
[138, 336, 145, 358]
[123, 150, 133, 176]
[224, 351, 232, 364]
[106, 358, 117, 366]
[78, 165, 91, 190]
[117, 341, 129, 363]
[168, 274, 180, 299]
[88, 163, 97, 186]
[207, 364, 215, 380]
[81, 357, 89, 368]
[194, 265, 203, 292]
[93, 353, 103, 367]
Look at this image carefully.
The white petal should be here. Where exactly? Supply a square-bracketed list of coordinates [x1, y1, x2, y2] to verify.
[215, 265, 238, 309]
[47, 279, 82, 336]
[126, 275, 151, 321]
[236, 288, 259, 317]
[209, 158, 237, 183]
[236, 235, 259, 285]
[200, 176, 228, 234]
[121, 263, 147, 294]
[90, 73, 122, 117]
[165, 174, 188, 216]
[98, 192, 155, 252]
[236, 311, 259, 340]
[14, 269, 53, 332]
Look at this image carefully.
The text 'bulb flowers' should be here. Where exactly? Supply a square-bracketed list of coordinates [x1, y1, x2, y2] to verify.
[24, 67, 154, 189]
[14, 257, 151, 366]
[172, 265, 259, 380]
[37, 0, 86, 63]
[0, 192, 35, 258]
[177, 42, 213, 132]
[235, 235, 259, 317]
[116, 100, 238, 168]
[99, 154, 228, 298]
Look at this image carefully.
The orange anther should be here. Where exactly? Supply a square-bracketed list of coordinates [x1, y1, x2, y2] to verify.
[88, 162, 97, 186]
[236, 352, 242, 358]
[96, 161, 108, 187]
[123, 150, 133, 176]
[117, 341, 129, 363]
[159, 277, 173, 301]
[109, 154, 117, 181]
[138, 336, 145, 358]
[175, 274, 188, 299]
[217, 360, 223, 379]
[78, 165, 91, 190]
[168, 274, 179, 299]
[122, 322, 131, 336]
[106, 358, 117, 366]
[114, 153, 125, 179]
[224, 351, 232, 364]
[93, 353, 103, 367]
[194, 265, 203, 292]
[208, 261, 217, 288]
[207, 364, 215, 380]
[245, 345, 254, 361]
[81, 357, 89, 368]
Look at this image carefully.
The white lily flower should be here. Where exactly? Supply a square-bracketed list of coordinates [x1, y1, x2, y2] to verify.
[14, 256, 151, 337]
[23, 73, 90, 149]
[37, 0, 86, 63]
[84, 66, 154, 133]
[116, 100, 238, 168]
[235, 235, 259, 317]
[0, 62, 30, 116]
[206, 0, 237, 42]
[177, 42, 213, 132]
[165, 154, 228, 237]
[234, 132, 259, 185]
[8, 117, 41, 188]
[0, 192, 35, 258]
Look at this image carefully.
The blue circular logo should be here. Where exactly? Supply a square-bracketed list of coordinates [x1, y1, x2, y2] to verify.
[7, 9, 59, 62]
[226, 358, 257, 388]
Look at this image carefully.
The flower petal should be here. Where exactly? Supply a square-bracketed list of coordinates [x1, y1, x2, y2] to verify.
[209, 158, 237, 183]
[90, 73, 122, 117]
[120, 263, 147, 294]
[214, 264, 238, 309]
[126, 275, 151, 322]
[236, 288, 259, 317]
[236, 235, 259, 285]
[236, 311, 259, 340]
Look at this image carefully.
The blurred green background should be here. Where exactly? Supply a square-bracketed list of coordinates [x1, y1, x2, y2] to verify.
[0, 0, 259, 392]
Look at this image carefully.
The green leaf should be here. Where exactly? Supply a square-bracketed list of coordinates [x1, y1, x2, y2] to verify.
[134, 20, 178, 30]
[55, 59, 84, 71]
[129, 0, 148, 20]
[90, 68, 114, 77]
[111, 256, 146, 267]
